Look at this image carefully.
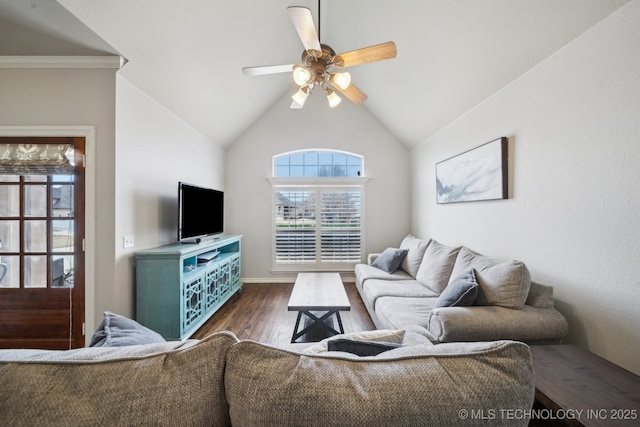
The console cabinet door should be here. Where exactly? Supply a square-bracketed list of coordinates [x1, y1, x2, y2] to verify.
[181, 274, 204, 335]
[204, 264, 220, 313]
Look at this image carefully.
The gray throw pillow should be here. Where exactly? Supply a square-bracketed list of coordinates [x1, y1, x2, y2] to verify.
[327, 339, 402, 356]
[89, 311, 166, 347]
[434, 269, 478, 307]
[371, 247, 409, 273]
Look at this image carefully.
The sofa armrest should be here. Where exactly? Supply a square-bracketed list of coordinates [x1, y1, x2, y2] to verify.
[426, 305, 568, 344]
[367, 253, 382, 265]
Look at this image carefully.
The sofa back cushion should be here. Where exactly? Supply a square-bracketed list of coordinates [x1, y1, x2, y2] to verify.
[450, 247, 531, 309]
[0, 331, 238, 426]
[399, 234, 431, 277]
[415, 240, 461, 294]
[225, 340, 534, 426]
[526, 281, 555, 308]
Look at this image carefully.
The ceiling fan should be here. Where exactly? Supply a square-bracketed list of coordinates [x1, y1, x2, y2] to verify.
[242, 2, 397, 109]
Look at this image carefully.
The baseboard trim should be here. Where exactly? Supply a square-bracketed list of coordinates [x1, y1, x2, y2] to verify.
[242, 274, 356, 284]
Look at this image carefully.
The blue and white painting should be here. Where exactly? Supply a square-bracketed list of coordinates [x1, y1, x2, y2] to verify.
[436, 137, 507, 204]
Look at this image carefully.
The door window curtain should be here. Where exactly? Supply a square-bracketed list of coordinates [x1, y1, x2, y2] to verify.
[0, 143, 75, 175]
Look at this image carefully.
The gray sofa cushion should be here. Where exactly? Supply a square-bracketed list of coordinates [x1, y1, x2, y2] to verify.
[225, 339, 534, 426]
[435, 269, 478, 307]
[450, 247, 531, 309]
[415, 240, 461, 294]
[371, 247, 408, 273]
[526, 281, 555, 308]
[374, 296, 436, 331]
[427, 305, 569, 343]
[89, 311, 165, 347]
[361, 279, 439, 310]
[399, 235, 431, 277]
[0, 332, 238, 426]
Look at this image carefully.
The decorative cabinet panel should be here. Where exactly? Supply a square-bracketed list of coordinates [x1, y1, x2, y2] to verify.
[135, 235, 242, 340]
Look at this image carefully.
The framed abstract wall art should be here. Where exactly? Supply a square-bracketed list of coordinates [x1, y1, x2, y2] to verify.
[436, 137, 508, 204]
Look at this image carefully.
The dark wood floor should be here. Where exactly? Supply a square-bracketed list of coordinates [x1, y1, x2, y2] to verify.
[192, 282, 376, 347]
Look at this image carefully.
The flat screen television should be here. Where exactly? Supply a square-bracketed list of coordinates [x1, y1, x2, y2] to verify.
[178, 182, 224, 242]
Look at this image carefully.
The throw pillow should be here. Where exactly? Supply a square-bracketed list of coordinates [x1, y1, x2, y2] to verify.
[434, 269, 478, 307]
[399, 235, 431, 277]
[327, 339, 402, 356]
[449, 247, 531, 309]
[415, 240, 461, 294]
[89, 311, 166, 347]
[303, 329, 407, 354]
[371, 247, 409, 273]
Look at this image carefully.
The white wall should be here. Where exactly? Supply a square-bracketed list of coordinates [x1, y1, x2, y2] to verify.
[0, 66, 117, 344]
[411, 0, 640, 374]
[226, 88, 411, 282]
[115, 75, 226, 319]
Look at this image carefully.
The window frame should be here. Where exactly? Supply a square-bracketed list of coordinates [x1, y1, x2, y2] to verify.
[269, 176, 367, 272]
[272, 149, 364, 178]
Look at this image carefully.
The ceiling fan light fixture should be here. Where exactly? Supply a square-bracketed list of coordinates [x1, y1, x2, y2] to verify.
[292, 65, 311, 86]
[331, 71, 351, 90]
[292, 86, 310, 106]
[326, 88, 341, 108]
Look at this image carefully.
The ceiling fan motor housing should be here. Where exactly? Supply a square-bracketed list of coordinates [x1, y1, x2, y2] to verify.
[301, 44, 337, 85]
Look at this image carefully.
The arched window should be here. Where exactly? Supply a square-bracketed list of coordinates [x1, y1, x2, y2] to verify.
[270, 150, 366, 271]
[273, 150, 363, 178]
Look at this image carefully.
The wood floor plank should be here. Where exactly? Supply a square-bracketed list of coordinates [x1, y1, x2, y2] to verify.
[192, 282, 376, 347]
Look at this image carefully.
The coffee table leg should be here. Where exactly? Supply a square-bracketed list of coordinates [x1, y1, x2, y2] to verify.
[291, 311, 304, 343]
[291, 310, 343, 343]
[335, 312, 344, 334]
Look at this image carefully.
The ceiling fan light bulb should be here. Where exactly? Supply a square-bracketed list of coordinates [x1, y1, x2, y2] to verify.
[332, 72, 351, 90]
[292, 86, 309, 106]
[293, 66, 311, 86]
[326, 89, 341, 108]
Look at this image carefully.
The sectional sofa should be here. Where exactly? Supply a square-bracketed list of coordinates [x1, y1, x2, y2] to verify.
[1, 329, 535, 426]
[355, 235, 569, 344]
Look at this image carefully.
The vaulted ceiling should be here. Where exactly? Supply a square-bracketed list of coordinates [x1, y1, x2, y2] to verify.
[0, 0, 631, 148]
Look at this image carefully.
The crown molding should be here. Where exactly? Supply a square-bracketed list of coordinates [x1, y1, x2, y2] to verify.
[0, 56, 124, 69]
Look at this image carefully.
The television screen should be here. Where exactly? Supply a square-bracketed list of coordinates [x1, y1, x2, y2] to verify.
[178, 182, 224, 242]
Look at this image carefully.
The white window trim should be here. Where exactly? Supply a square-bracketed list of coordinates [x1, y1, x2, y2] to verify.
[269, 177, 368, 273]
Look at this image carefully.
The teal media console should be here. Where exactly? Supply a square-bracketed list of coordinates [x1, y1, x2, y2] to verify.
[134, 234, 242, 340]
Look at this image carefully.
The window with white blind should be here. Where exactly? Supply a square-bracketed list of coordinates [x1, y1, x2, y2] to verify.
[271, 150, 366, 271]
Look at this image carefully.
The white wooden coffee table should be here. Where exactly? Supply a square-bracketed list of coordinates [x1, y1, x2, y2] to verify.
[287, 273, 351, 343]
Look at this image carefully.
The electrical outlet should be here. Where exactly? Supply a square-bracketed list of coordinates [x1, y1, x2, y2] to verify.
[123, 235, 135, 249]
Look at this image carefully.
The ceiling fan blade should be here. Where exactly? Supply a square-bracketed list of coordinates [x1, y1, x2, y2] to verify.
[332, 82, 368, 105]
[334, 41, 397, 68]
[288, 6, 321, 53]
[242, 64, 295, 76]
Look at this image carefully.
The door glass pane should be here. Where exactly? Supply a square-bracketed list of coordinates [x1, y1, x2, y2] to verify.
[52, 255, 73, 288]
[52, 220, 74, 252]
[0, 256, 18, 288]
[24, 176, 47, 182]
[24, 185, 47, 217]
[25, 255, 46, 288]
[0, 220, 20, 252]
[24, 220, 47, 252]
[51, 184, 74, 217]
[0, 185, 20, 216]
